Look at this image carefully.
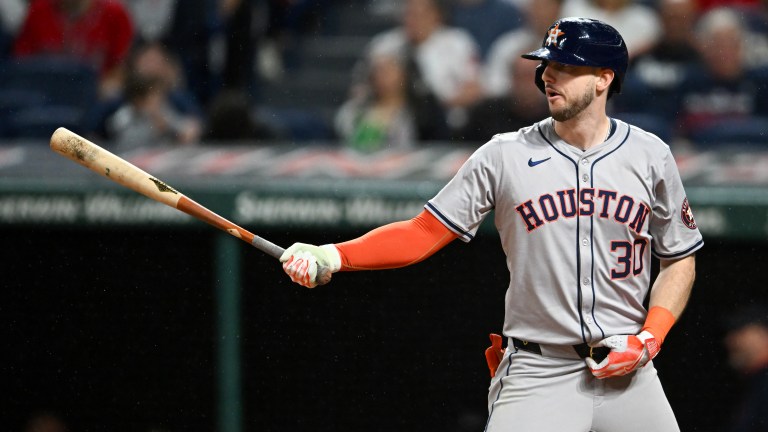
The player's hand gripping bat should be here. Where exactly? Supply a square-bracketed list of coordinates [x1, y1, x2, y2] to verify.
[49, 127, 332, 285]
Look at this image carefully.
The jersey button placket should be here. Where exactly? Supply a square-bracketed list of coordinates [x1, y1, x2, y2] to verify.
[581, 275, 593, 324]
[579, 158, 597, 338]
[580, 157, 590, 183]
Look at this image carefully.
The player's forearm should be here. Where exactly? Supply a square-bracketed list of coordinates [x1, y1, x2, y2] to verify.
[649, 254, 696, 319]
[641, 254, 696, 343]
[335, 210, 458, 271]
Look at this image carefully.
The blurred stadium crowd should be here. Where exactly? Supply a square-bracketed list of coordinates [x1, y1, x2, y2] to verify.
[0, 0, 767, 152]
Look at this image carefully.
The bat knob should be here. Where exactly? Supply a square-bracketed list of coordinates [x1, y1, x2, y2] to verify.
[316, 266, 333, 286]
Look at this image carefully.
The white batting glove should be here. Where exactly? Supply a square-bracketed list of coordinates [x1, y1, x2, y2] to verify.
[585, 331, 660, 379]
[279, 243, 341, 288]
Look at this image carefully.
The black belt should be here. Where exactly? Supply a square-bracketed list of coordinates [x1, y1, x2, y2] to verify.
[511, 337, 610, 363]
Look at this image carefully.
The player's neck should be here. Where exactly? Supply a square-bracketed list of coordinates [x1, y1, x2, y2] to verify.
[553, 114, 611, 151]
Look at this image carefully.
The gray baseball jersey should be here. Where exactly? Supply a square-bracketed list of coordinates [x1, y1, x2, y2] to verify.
[426, 117, 703, 346]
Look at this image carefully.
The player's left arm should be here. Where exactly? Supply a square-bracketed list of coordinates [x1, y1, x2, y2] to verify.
[589, 143, 702, 379]
[587, 254, 696, 379]
[644, 254, 696, 338]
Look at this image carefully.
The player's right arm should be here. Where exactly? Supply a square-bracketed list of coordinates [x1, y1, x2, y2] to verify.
[280, 209, 459, 288]
[282, 136, 502, 288]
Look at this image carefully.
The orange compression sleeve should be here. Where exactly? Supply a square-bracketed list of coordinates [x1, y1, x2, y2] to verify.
[641, 306, 677, 344]
[335, 209, 459, 271]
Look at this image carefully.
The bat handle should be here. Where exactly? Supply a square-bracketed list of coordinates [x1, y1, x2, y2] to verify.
[251, 236, 332, 286]
[251, 235, 285, 259]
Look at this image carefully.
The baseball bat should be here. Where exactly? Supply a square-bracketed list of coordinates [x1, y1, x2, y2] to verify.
[49, 127, 332, 286]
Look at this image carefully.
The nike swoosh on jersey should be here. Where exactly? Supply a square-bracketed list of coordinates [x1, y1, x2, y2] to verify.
[528, 157, 552, 167]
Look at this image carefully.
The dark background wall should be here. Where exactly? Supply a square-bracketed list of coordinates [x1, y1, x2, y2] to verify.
[2, 226, 767, 432]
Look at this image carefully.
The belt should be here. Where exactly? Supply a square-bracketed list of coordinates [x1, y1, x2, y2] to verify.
[511, 337, 610, 363]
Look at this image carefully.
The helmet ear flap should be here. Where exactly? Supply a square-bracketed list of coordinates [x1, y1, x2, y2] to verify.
[534, 61, 547, 94]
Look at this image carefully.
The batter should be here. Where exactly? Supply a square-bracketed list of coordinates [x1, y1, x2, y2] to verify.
[280, 18, 702, 432]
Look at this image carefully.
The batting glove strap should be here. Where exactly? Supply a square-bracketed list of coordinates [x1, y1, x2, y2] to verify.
[319, 244, 342, 273]
[637, 330, 661, 360]
[585, 331, 659, 379]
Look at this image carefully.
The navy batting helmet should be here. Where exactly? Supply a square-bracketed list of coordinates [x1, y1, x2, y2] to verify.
[521, 17, 628, 97]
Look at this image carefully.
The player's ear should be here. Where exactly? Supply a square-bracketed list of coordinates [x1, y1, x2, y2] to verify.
[595, 68, 614, 93]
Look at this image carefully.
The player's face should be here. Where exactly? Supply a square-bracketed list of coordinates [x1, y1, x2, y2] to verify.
[541, 62, 599, 122]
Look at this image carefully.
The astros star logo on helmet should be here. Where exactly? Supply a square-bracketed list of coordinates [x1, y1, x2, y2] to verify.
[546, 24, 565, 46]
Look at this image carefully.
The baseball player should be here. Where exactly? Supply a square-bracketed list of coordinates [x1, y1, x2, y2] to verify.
[280, 18, 702, 432]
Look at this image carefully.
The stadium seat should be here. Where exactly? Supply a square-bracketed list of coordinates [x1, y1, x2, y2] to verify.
[6, 105, 86, 139]
[257, 106, 335, 141]
[0, 88, 46, 138]
[0, 56, 98, 139]
[612, 112, 674, 143]
[689, 117, 768, 149]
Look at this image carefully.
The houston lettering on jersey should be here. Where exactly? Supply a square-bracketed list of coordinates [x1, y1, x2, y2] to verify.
[515, 187, 650, 233]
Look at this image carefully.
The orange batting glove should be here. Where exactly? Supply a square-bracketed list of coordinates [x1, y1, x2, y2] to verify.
[585, 331, 660, 379]
[586, 306, 675, 379]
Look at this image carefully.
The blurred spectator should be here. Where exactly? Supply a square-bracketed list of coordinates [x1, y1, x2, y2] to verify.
[125, 0, 178, 43]
[0, 0, 27, 57]
[642, 0, 701, 67]
[161, 0, 260, 105]
[205, 89, 278, 142]
[90, 41, 203, 140]
[170, 0, 267, 105]
[449, 0, 524, 60]
[23, 411, 69, 432]
[163, 0, 212, 103]
[696, 0, 760, 12]
[482, 0, 564, 97]
[614, 0, 701, 120]
[365, 0, 407, 19]
[13, 0, 135, 99]
[360, 0, 482, 131]
[335, 51, 419, 152]
[675, 7, 768, 145]
[561, 0, 661, 58]
[723, 304, 768, 432]
[130, 42, 202, 118]
[219, 0, 257, 92]
[739, 2, 768, 69]
[455, 55, 548, 143]
[106, 73, 201, 148]
[261, 0, 335, 76]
